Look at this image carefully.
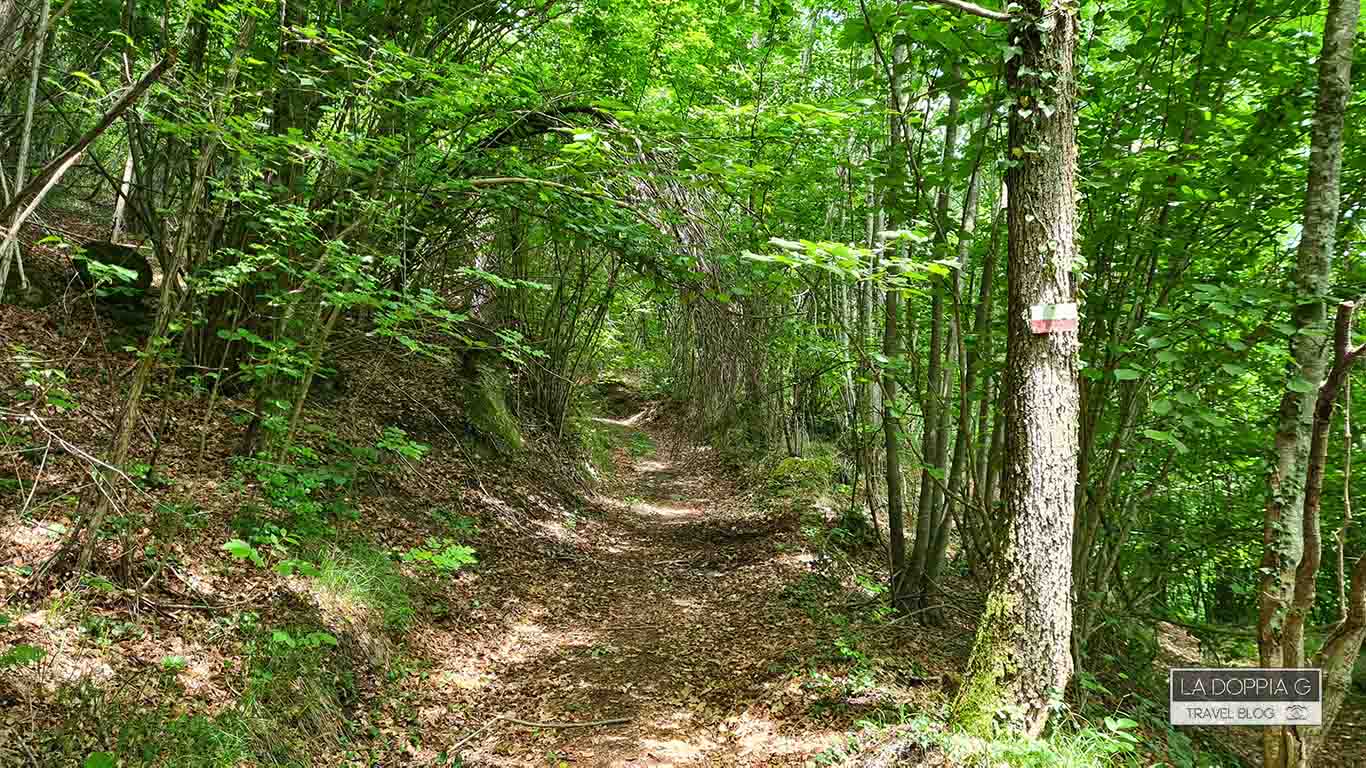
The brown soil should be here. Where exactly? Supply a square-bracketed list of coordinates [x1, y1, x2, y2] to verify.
[408, 416, 963, 766]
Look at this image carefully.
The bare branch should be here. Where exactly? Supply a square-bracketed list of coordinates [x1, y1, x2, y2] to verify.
[0, 55, 174, 225]
[918, 0, 1012, 23]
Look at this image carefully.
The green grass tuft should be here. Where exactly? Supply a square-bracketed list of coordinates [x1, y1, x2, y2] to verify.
[315, 545, 415, 631]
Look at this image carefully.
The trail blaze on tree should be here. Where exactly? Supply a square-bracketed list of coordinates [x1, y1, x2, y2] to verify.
[3, 0, 1366, 763]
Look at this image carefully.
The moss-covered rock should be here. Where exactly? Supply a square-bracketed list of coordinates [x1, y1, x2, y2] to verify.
[75, 241, 153, 298]
[462, 359, 523, 454]
[767, 451, 837, 496]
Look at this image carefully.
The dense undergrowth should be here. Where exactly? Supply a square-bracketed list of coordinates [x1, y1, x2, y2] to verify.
[3, 313, 1168, 767]
[742, 440, 1225, 768]
[1, 297, 589, 764]
[1, 302, 1349, 767]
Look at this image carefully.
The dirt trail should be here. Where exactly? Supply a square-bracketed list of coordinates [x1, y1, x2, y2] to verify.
[420, 415, 1366, 768]
[435, 416, 856, 767]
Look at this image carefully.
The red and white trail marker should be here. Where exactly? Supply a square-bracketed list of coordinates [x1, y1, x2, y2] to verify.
[1029, 302, 1078, 334]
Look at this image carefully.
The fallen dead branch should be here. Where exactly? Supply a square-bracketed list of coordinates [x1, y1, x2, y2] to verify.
[497, 715, 632, 729]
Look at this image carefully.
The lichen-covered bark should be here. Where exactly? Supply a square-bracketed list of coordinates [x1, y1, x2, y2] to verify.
[952, 0, 1079, 738]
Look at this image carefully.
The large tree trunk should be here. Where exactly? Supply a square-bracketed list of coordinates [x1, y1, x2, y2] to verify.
[1258, 0, 1359, 762]
[952, 0, 1080, 737]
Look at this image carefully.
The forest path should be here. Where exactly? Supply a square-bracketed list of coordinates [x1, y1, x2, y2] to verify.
[435, 411, 856, 767]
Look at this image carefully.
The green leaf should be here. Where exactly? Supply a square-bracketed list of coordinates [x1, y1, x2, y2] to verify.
[1106, 716, 1139, 731]
[85, 753, 116, 768]
[1113, 368, 1141, 381]
[222, 539, 263, 567]
[0, 643, 46, 668]
[275, 559, 320, 577]
[70, 71, 103, 92]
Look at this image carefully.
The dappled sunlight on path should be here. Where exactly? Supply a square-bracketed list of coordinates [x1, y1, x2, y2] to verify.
[423, 417, 851, 766]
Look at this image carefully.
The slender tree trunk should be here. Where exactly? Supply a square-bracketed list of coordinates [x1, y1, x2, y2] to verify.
[908, 62, 962, 608]
[884, 28, 911, 613]
[111, 150, 135, 241]
[837, 277, 855, 433]
[1259, 0, 1359, 762]
[282, 305, 342, 452]
[1273, 303, 1366, 765]
[967, 193, 1004, 576]
[982, 387, 1005, 555]
[925, 132, 986, 619]
[884, 255, 910, 611]
[953, 0, 1081, 737]
[857, 170, 883, 530]
[1310, 552, 1366, 765]
[0, 57, 169, 299]
[73, 19, 252, 572]
[910, 289, 943, 596]
[0, 0, 49, 297]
